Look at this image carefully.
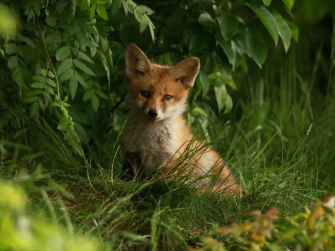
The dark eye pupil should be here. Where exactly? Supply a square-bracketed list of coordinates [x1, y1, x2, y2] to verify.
[141, 91, 149, 97]
[165, 95, 172, 100]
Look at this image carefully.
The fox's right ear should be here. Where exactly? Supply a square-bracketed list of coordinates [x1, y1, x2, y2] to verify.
[169, 57, 200, 89]
[125, 44, 151, 78]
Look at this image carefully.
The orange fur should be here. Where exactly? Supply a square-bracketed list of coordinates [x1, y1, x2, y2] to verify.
[122, 44, 242, 195]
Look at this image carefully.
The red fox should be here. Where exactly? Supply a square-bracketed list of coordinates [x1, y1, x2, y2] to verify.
[122, 44, 242, 195]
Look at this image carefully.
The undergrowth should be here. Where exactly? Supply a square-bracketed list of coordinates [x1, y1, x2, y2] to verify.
[1, 38, 335, 251]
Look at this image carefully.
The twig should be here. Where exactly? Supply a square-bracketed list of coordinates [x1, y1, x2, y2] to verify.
[35, 12, 61, 100]
[110, 93, 126, 114]
[105, 93, 127, 133]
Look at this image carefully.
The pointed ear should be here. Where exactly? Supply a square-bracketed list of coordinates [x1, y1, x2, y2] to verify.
[125, 44, 151, 78]
[169, 57, 200, 89]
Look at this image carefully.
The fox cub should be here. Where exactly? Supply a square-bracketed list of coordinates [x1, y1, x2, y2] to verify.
[122, 44, 242, 194]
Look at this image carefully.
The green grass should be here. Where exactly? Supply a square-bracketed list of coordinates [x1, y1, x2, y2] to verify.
[1, 44, 335, 250]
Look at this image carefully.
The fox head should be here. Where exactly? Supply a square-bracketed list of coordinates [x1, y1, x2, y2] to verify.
[125, 44, 200, 122]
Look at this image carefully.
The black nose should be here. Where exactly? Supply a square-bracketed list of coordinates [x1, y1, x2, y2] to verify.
[148, 110, 158, 118]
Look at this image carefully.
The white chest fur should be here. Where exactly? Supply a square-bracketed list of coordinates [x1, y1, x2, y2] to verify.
[123, 115, 179, 175]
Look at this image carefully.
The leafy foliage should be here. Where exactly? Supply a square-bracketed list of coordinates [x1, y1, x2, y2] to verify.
[0, 0, 297, 160]
[191, 194, 335, 251]
[0, 179, 99, 251]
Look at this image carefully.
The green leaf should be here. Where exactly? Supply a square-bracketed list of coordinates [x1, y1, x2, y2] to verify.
[216, 35, 234, 65]
[214, 80, 227, 113]
[282, 0, 294, 10]
[23, 96, 39, 103]
[5, 43, 16, 54]
[224, 95, 233, 114]
[38, 97, 44, 111]
[63, 22, 79, 39]
[95, 89, 108, 99]
[46, 78, 56, 87]
[140, 15, 149, 32]
[97, 4, 108, 20]
[92, 94, 99, 111]
[245, 28, 268, 68]
[72, 48, 94, 63]
[209, 69, 231, 83]
[10, 119, 17, 129]
[60, 69, 74, 82]
[17, 45, 40, 60]
[217, 13, 239, 40]
[286, 21, 299, 42]
[79, 23, 97, 35]
[240, 55, 248, 72]
[74, 70, 87, 87]
[42, 91, 52, 101]
[263, 0, 272, 6]
[192, 107, 209, 117]
[47, 71, 55, 79]
[16, 34, 36, 48]
[119, 23, 139, 47]
[30, 101, 39, 117]
[90, 2, 96, 19]
[0, 48, 4, 57]
[148, 21, 155, 42]
[31, 82, 47, 88]
[204, 54, 215, 75]
[134, 9, 143, 23]
[57, 58, 73, 75]
[69, 75, 78, 100]
[247, 4, 279, 45]
[111, 0, 122, 15]
[45, 17, 57, 27]
[13, 67, 25, 88]
[73, 0, 77, 16]
[272, 10, 292, 52]
[40, 69, 55, 78]
[56, 46, 71, 61]
[45, 32, 62, 43]
[45, 86, 54, 95]
[100, 37, 108, 52]
[199, 69, 209, 98]
[33, 1, 42, 16]
[193, 0, 215, 3]
[8, 56, 18, 69]
[198, 11, 216, 26]
[26, 90, 42, 96]
[73, 59, 95, 76]
[39, 69, 48, 77]
[33, 76, 47, 82]
[189, 31, 212, 53]
[83, 89, 95, 101]
[75, 28, 89, 46]
[136, 5, 155, 15]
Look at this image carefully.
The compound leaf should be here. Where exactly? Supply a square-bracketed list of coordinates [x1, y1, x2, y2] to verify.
[57, 58, 73, 76]
[97, 4, 108, 20]
[56, 46, 71, 61]
[73, 59, 95, 76]
[91, 94, 99, 112]
[69, 75, 78, 99]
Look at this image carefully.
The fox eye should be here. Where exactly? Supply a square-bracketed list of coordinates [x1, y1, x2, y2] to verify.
[164, 95, 173, 100]
[141, 91, 150, 97]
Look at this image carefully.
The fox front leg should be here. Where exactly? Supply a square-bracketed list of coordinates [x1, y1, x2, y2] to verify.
[122, 152, 142, 180]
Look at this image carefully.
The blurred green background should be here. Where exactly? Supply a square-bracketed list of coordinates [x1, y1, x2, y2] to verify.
[0, 0, 334, 250]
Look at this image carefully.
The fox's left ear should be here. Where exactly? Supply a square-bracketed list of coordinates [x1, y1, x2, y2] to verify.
[125, 44, 151, 78]
[169, 57, 200, 89]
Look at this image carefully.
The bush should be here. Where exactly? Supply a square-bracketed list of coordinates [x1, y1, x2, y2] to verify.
[0, 0, 297, 165]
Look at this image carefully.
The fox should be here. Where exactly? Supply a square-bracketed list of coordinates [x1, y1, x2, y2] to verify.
[122, 44, 242, 195]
